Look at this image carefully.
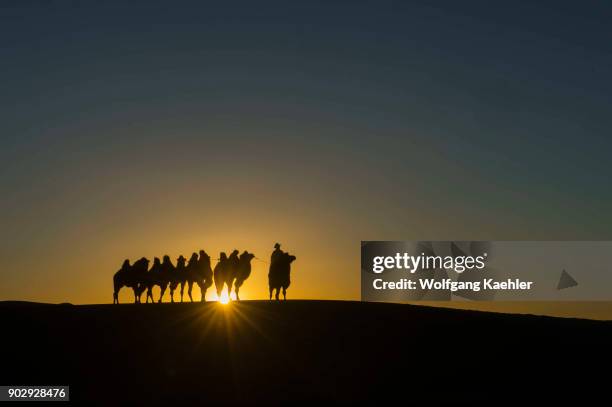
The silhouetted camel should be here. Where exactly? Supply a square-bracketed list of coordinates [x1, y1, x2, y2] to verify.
[169, 255, 186, 302]
[142, 256, 179, 303]
[268, 252, 296, 300]
[226, 250, 240, 299]
[111, 246, 294, 304]
[157, 255, 175, 302]
[113, 257, 150, 304]
[181, 252, 203, 302]
[213, 252, 234, 300]
[234, 251, 255, 301]
[178, 250, 215, 302]
[143, 257, 162, 303]
[197, 250, 214, 301]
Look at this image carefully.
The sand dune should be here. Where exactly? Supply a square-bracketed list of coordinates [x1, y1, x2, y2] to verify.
[1, 300, 610, 404]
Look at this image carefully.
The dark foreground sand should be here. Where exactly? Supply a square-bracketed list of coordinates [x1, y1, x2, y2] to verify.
[1, 300, 610, 404]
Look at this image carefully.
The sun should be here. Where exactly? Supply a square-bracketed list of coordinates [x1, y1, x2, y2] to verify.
[218, 291, 230, 305]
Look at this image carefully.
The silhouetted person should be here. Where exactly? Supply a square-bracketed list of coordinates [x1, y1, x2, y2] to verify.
[234, 251, 255, 301]
[271, 243, 283, 265]
[268, 252, 296, 301]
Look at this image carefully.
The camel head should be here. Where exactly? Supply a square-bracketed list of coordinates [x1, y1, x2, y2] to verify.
[240, 251, 255, 262]
[177, 255, 186, 267]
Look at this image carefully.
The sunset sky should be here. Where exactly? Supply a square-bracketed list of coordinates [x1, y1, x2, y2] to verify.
[1, 1, 612, 317]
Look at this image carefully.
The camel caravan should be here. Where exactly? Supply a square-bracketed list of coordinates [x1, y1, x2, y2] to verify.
[112, 243, 296, 304]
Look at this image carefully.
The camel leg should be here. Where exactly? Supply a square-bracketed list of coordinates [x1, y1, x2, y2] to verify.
[235, 285, 240, 301]
[159, 285, 166, 303]
[282, 287, 287, 301]
[200, 283, 207, 303]
[170, 286, 175, 303]
[180, 282, 185, 302]
[269, 287, 273, 300]
[227, 281, 234, 301]
[113, 291, 118, 304]
[133, 287, 138, 303]
[275, 288, 280, 301]
[138, 287, 145, 303]
[188, 282, 193, 302]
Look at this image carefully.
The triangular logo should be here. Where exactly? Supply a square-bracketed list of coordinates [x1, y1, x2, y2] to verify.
[557, 269, 578, 290]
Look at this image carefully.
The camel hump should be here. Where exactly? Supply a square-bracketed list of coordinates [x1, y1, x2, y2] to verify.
[121, 259, 131, 269]
[228, 250, 240, 267]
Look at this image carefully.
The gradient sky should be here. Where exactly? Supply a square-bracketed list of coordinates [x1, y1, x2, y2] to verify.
[2, 1, 612, 315]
